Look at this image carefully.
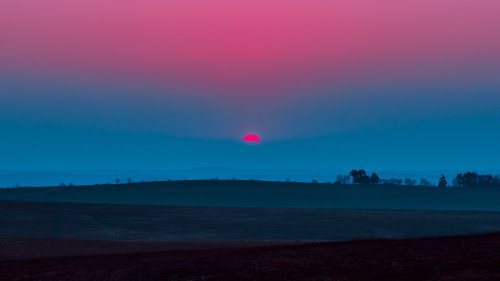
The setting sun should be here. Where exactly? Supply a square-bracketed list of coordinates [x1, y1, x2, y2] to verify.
[242, 134, 261, 143]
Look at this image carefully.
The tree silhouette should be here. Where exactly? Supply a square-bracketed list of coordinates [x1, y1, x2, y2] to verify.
[404, 178, 416, 186]
[349, 170, 360, 184]
[453, 172, 500, 188]
[438, 174, 447, 188]
[336, 174, 350, 184]
[454, 173, 463, 187]
[370, 173, 380, 184]
[420, 178, 432, 186]
[350, 169, 370, 184]
[382, 178, 403, 185]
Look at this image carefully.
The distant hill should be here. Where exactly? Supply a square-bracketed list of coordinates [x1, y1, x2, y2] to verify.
[2, 179, 500, 211]
[0, 168, 482, 187]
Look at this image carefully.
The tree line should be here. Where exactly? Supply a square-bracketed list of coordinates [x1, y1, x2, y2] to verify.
[453, 172, 500, 188]
[332, 170, 500, 188]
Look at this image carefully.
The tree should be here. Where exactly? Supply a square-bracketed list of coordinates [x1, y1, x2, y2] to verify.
[404, 178, 416, 186]
[349, 169, 370, 184]
[115, 179, 121, 184]
[336, 174, 350, 184]
[335, 175, 343, 184]
[311, 179, 319, 184]
[383, 178, 403, 185]
[453, 174, 462, 187]
[349, 170, 358, 184]
[453, 172, 500, 188]
[370, 173, 380, 184]
[343, 174, 351, 184]
[420, 178, 432, 186]
[464, 172, 478, 188]
[479, 175, 495, 187]
[438, 174, 447, 188]
[349, 170, 360, 184]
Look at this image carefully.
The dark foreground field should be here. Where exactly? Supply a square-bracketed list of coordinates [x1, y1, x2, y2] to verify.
[2, 181, 500, 280]
[2, 200, 500, 240]
[2, 233, 500, 281]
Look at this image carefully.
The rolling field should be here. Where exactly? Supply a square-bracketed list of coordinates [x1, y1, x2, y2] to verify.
[2, 181, 500, 280]
[2, 180, 500, 211]
[1, 181, 500, 241]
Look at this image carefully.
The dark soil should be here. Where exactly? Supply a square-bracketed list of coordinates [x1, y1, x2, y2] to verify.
[2, 200, 500, 241]
[2, 233, 500, 281]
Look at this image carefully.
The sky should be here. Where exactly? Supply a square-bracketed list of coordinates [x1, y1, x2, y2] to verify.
[1, 0, 500, 173]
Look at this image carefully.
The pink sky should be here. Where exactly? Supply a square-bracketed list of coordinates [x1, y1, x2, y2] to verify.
[2, 1, 500, 171]
[1, 0, 499, 101]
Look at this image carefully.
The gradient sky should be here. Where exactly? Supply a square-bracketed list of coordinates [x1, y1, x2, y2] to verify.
[1, 0, 500, 172]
